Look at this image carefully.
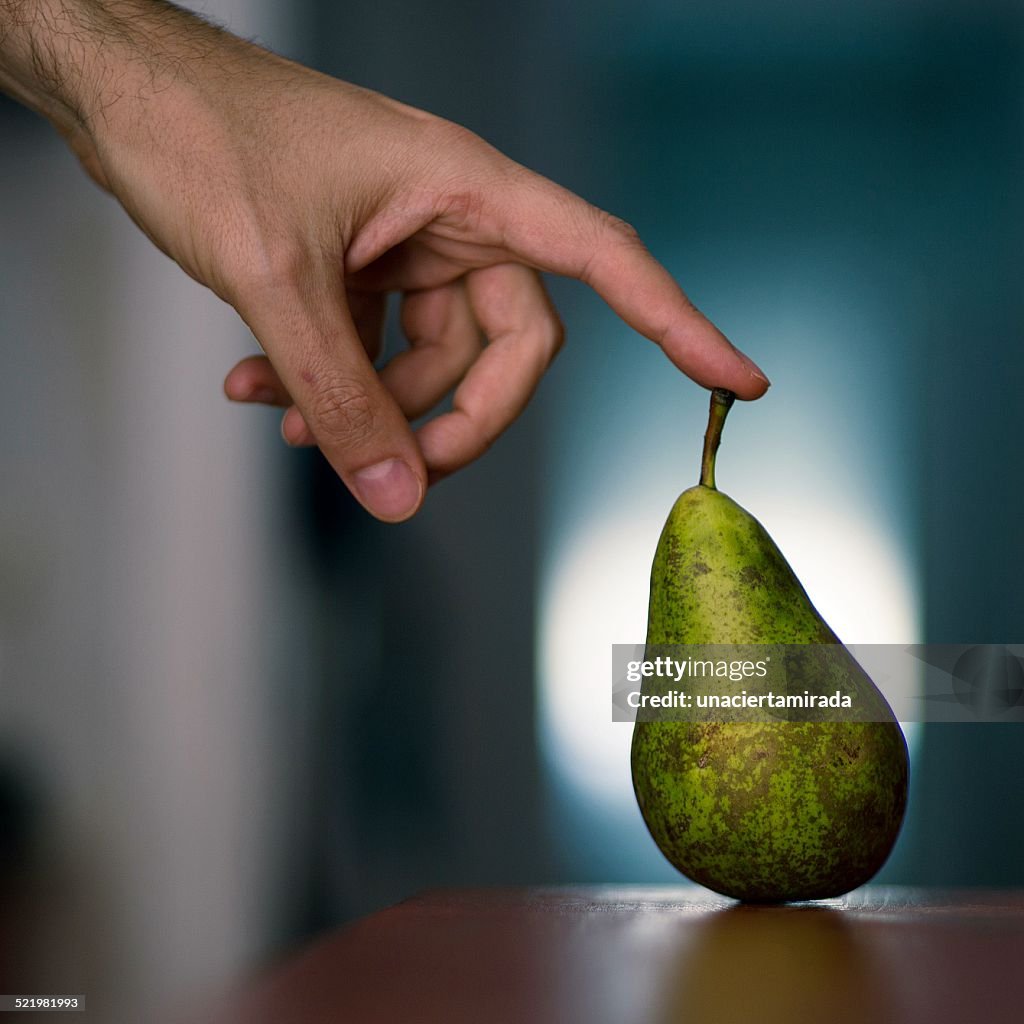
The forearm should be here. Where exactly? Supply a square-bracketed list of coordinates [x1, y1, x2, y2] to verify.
[0, 0, 232, 134]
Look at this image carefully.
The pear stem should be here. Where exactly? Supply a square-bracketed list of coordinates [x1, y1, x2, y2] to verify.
[700, 388, 736, 489]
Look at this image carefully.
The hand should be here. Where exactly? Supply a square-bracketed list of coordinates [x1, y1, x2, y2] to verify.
[1, 0, 769, 521]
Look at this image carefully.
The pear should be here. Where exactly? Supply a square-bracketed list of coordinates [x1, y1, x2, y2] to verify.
[630, 389, 909, 902]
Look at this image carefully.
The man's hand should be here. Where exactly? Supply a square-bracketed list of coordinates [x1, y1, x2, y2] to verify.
[0, 0, 769, 521]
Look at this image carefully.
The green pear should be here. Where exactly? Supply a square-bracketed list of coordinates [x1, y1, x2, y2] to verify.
[631, 389, 909, 901]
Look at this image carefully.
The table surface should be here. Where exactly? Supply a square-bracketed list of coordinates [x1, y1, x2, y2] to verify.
[193, 887, 1024, 1024]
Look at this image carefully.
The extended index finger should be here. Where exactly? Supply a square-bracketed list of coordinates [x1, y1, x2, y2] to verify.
[495, 175, 769, 399]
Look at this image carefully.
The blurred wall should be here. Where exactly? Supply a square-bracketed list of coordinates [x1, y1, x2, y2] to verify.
[0, 2, 305, 1020]
[284, 0, 556, 933]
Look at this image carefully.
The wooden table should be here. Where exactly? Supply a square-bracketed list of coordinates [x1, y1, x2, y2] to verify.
[194, 887, 1024, 1023]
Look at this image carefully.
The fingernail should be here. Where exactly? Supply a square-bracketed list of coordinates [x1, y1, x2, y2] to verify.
[353, 459, 422, 521]
[740, 354, 771, 387]
[249, 387, 278, 404]
[280, 414, 295, 446]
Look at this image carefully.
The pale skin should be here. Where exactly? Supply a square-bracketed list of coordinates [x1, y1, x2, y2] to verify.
[0, 0, 769, 522]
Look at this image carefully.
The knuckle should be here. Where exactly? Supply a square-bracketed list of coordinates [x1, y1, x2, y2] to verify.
[434, 185, 489, 233]
[601, 212, 642, 246]
[213, 212, 312, 306]
[308, 374, 378, 447]
[426, 120, 509, 228]
[223, 245, 307, 309]
[532, 306, 566, 358]
[247, 243, 309, 296]
[549, 317, 567, 355]
[578, 211, 646, 284]
[429, 118, 482, 153]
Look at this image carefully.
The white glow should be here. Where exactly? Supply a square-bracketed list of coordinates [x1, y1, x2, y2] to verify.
[539, 512, 658, 810]
[538, 492, 920, 813]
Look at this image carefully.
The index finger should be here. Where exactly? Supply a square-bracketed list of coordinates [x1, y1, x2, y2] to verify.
[496, 175, 770, 399]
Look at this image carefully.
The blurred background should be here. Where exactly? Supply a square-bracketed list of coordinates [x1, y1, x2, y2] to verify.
[1, 0, 1023, 1019]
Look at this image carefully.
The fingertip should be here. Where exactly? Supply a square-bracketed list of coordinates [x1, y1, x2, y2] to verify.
[660, 311, 770, 401]
[280, 409, 295, 444]
[225, 356, 287, 404]
[351, 457, 425, 522]
[705, 366, 770, 402]
[281, 406, 315, 446]
[224, 373, 248, 401]
[734, 363, 772, 401]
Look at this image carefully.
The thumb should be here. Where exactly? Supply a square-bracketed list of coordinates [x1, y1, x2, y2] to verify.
[242, 281, 426, 522]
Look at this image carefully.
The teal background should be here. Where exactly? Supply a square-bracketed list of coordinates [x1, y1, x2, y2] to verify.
[1, 5, 1022, 1002]
[299, 0, 1024, 919]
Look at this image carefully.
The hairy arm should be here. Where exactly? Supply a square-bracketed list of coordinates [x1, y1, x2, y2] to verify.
[0, 1, 769, 521]
[0, 1, 205, 132]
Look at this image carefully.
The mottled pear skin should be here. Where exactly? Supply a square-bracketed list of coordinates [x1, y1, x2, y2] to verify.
[631, 485, 909, 902]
